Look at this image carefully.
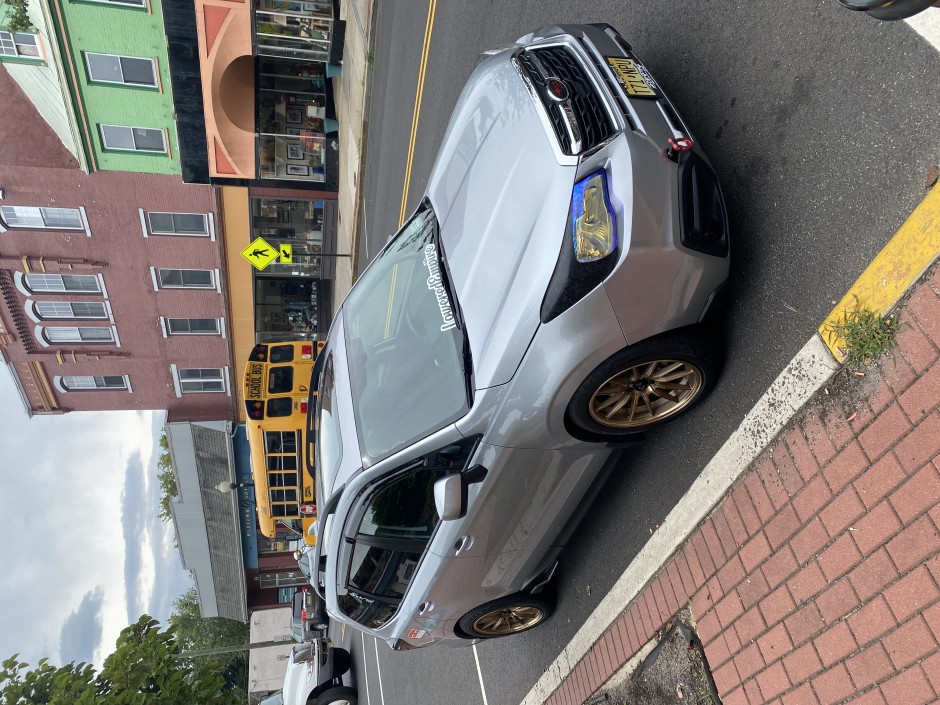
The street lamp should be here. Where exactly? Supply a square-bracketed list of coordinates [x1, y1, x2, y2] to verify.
[215, 479, 253, 494]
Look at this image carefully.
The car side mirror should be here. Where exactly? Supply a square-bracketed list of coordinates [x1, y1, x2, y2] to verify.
[434, 474, 464, 521]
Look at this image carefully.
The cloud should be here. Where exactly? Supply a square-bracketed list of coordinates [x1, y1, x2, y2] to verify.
[122, 452, 149, 622]
[59, 588, 105, 665]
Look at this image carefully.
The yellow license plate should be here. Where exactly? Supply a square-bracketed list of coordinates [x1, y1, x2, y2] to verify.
[607, 57, 659, 98]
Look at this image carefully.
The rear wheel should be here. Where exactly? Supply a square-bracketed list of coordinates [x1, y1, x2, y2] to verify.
[316, 686, 357, 705]
[458, 592, 554, 639]
[331, 648, 351, 678]
[566, 328, 721, 438]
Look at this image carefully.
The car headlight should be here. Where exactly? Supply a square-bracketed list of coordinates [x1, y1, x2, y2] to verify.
[540, 170, 620, 324]
[571, 171, 617, 263]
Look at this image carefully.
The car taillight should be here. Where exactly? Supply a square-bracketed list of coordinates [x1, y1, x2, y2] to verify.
[301, 607, 307, 621]
[301, 344, 313, 360]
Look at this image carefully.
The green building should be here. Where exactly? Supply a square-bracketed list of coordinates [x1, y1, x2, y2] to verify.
[1, 0, 179, 174]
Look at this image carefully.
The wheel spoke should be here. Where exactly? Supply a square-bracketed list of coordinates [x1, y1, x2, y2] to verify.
[650, 361, 684, 379]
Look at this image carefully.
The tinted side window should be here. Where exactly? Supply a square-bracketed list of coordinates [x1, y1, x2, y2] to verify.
[268, 366, 294, 394]
[348, 544, 422, 599]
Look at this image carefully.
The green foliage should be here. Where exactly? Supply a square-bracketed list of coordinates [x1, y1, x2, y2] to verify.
[1, 0, 32, 34]
[826, 297, 906, 370]
[168, 587, 249, 690]
[157, 433, 178, 523]
[0, 617, 243, 705]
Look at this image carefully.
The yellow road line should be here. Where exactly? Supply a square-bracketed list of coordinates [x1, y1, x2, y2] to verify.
[398, 0, 438, 227]
[820, 184, 940, 360]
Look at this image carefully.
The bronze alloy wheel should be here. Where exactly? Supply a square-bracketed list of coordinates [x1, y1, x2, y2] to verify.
[471, 605, 545, 636]
[589, 359, 704, 428]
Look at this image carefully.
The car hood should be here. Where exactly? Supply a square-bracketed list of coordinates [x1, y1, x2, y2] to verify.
[426, 55, 577, 389]
[281, 648, 317, 705]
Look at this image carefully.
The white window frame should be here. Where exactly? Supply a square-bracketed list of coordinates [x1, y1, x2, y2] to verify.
[37, 325, 118, 346]
[0, 30, 44, 60]
[143, 211, 210, 237]
[19, 273, 103, 295]
[84, 52, 157, 88]
[54, 375, 131, 393]
[99, 124, 167, 154]
[155, 268, 216, 290]
[170, 365, 229, 396]
[1, 205, 86, 231]
[82, 0, 148, 7]
[162, 317, 222, 336]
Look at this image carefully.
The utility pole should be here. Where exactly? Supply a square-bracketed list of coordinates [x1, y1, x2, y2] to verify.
[175, 638, 295, 659]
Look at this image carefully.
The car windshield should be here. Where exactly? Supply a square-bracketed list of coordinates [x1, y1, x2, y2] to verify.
[342, 201, 471, 462]
[315, 354, 342, 499]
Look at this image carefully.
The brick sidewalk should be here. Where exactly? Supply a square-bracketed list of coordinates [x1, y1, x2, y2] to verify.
[546, 267, 940, 705]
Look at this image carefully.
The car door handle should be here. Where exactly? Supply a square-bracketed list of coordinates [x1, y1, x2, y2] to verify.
[454, 535, 474, 554]
[418, 601, 434, 615]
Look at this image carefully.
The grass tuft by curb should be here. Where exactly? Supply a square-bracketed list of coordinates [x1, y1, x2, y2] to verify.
[825, 296, 906, 370]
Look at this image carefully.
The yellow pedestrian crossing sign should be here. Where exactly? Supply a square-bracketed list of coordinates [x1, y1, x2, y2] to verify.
[240, 237, 279, 271]
[280, 244, 293, 264]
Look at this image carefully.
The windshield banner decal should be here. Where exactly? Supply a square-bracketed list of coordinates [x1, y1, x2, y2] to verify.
[423, 243, 458, 332]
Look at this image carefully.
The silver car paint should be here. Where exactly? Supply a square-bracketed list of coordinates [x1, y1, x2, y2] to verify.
[318, 24, 730, 649]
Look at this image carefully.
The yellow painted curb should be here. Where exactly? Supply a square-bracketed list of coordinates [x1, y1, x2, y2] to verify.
[820, 184, 940, 361]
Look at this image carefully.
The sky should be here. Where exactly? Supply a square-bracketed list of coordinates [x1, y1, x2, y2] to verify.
[0, 366, 194, 670]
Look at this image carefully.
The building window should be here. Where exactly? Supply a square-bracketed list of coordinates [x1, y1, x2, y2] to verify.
[62, 375, 128, 391]
[157, 269, 214, 289]
[166, 318, 220, 335]
[35, 301, 107, 319]
[85, 52, 157, 87]
[44, 326, 114, 344]
[24, 274, 101, 294]
[99, 124, 166, 153]
[177, 368, 225, 393]
[0, 30, 42, 60]
[147, 212, 208, 236]
[1, 205, 83, 230]
[83, 0, 147, 7]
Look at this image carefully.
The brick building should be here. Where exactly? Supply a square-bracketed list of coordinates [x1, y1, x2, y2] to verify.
[0, 65, 233, 421]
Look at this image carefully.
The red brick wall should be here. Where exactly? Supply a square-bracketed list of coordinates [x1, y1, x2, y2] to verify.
[0, 164, 234, 421]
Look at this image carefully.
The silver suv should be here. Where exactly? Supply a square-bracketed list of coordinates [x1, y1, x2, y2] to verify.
[309, 24, 730, 651]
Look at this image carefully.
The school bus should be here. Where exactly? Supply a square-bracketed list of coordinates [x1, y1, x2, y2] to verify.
[243, 340, 325, 546]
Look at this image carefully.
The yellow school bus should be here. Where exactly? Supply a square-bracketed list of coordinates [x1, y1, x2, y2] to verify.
[244, 340, 324, 546]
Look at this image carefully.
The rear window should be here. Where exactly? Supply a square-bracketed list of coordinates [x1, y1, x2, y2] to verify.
[347, 545, 421, 600]
[267, 397, 294, 417]
[269, 345, 295, 363]
[268, 366, 294, 394]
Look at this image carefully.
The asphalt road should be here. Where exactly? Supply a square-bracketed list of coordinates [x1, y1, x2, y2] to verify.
[344, 2, 940, 704]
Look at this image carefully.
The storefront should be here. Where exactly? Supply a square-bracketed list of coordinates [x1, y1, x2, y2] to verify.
[194, 0, 342, 187]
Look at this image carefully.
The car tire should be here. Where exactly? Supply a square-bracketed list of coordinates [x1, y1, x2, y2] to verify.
[865, 0, 935, 19]
[457, 592, 555, 639]
[315, 686, 357, 705]
[566, 327, 722, 437]
[331, 648, 351, 678]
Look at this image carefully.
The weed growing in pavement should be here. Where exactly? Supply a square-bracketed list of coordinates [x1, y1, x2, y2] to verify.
[826, 296, 907, 370]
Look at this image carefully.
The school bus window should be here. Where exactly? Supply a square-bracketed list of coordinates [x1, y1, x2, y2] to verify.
[269, 344, 295, 363]
[271, 488, 298, 502]
[267, 455, 298, 470]
[264, 430, 297, 453]
[270, 471, 299, 486]
[269, 366, 294, 394]
[271, 503, 296, 518]
[267, 397, 293, 417]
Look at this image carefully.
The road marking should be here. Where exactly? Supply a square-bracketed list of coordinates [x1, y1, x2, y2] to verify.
[398, 0, 438, 226]
[472, 644, 491, 705]
[819, 184, 940, 360]
[360, 631, 372, 705]
[906, 7, 940, 54]
[373, 637, 387, 705]
[518, 335, 839, 705]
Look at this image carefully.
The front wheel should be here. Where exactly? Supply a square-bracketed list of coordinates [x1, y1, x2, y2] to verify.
[566, 328, 722, 438]
[316, 686, 357, 705]
[458, 592, 554, 639]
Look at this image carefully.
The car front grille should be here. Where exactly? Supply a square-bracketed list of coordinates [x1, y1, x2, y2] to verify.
[518, 46, 615, 155]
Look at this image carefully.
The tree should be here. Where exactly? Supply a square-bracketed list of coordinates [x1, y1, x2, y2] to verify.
[157, 433, 178, 522]
[168, 587, 249, 690]
[1, 0, 32, 33]
[0, 616, 243, 705]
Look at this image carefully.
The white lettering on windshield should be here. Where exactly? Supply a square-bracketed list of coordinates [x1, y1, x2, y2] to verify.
[423, 243, 458, 332]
